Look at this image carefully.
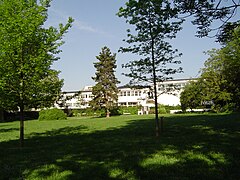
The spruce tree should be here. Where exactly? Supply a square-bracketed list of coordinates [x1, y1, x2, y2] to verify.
[91, 47, 120, 117]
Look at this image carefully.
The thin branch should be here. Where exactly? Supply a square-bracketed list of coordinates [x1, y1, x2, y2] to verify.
[204, 4, 240, 11]
[216, 0, 223, 9]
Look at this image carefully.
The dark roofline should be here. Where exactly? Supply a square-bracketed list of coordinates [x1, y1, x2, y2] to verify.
[118, 84, 150, 89]
[163, 78, 197, 82]
[62, 91, 79, 94]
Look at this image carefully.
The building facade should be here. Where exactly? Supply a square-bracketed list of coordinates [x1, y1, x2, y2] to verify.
[55, 79, 192, 110]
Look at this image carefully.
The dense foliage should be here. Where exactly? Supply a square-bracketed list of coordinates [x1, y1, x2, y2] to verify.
[180, 81, 203, 111]
[90, 47, 120, 118]
[0, 0, 73, 146]
[180, 26, 240, 112]
[38, 108, 67, 121]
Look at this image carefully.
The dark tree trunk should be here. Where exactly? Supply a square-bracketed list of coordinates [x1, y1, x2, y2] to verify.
[153, 70, 160, 137]
[151, 35, 160, 137]
[20, 103, 24, 147]
[0, 109, 4, 122]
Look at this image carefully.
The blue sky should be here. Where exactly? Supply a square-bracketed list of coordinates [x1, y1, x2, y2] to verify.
[46, 0, 221, 91]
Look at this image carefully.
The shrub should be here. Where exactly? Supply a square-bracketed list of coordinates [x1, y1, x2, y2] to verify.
[158, 106, 167, 114]
[38, 108, 67, 121]
[72, 109, 81, 117]
[150, 105, 181, 114]
[119, 106, 139, 115]
[164, 105, 181, 113]
[70, 108, 104, 117]
[110, 107, 121, 116]
[149, 106, 167, 114]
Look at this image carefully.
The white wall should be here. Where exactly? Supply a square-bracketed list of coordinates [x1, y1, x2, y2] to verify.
[57, 79, 192, 109]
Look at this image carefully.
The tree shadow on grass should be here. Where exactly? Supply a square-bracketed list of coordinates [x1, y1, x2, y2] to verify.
[0, 114, 239, 179]
[0, 128, 19, 133]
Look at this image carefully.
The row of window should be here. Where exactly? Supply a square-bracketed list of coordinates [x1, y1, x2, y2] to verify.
[157, 83, 187, 91]
[81, 94, 93, 99]
[118, 102, 138, 106]
[66, 91, 144, 99]
[66, 83, 188, 100]
[66, 103, 81, 107]
[119, 91, 144, 97]
[66, 102, 139, 107]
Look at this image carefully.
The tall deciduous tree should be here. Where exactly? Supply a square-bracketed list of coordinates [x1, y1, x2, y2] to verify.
[90, 47, 120, 118]
[200, 49, 232, 110]
[200, 24, 240, 111]
[118, 0, 183, 136]
[0, 0, 73, 147]
[182, 25, 240, 112]
[221, 26, 240, 108]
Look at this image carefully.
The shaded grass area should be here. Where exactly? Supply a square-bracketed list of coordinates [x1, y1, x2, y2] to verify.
[0, 114, 240, 179]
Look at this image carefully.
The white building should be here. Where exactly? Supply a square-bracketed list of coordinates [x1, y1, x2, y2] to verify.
[79, 86, 93, 109]
[157, 79, 189, 106]
[56, 79, 192, 109]
[55, 91, 80, 109]
[55, 86, 93, 109]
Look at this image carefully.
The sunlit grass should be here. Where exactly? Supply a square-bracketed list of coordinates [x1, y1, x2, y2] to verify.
[0, 113, 239, 179]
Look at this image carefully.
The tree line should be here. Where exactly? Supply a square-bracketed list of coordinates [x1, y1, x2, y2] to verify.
[180, 25, 240, 112]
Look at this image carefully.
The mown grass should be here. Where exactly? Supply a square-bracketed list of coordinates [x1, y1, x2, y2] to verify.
[0, 113, 240, 179]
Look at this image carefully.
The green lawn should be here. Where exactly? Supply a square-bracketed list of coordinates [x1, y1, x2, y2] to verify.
[0, 113, 240, 179]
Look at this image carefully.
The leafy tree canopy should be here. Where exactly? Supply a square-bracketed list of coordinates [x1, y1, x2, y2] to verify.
[0, 0, 73, 111]
[118, 0, 183, 85]
[0, 0, 73, 146]
[180, 25, 240, 112]
[180, 81, 202, 111]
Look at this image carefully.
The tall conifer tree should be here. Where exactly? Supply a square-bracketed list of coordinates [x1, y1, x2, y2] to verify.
[91, 47, 120, 117]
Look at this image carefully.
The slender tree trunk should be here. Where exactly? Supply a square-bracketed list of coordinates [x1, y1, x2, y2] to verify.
[20, 69, 24, 147]
[20, 102, 24, 147]
[153, 67, 160, 137]
[150, 34, 160, 137]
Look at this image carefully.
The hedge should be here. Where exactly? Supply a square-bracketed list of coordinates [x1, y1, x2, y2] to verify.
[38, 108, 67, 121]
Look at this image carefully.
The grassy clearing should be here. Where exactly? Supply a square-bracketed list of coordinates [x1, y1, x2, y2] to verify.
[0, 113, 240, 179]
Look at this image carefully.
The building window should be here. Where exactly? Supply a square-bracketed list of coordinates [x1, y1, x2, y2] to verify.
[135, 91, 138, 96]
[128, 102, 137, 106]
[130, 91, 134, 96]
[119, 102, 127, 106]
[81, 94, 86, 98]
